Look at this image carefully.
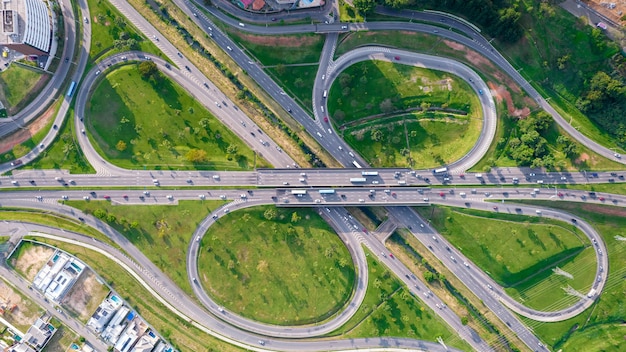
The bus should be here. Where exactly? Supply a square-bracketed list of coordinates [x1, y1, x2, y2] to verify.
[361, 171, 379, 176]
[318, 189, 336, 194]
[67, 81, 76, 97]
[291, 189, 307, 195]
[433, 167, 448, 175]
[352, 161, 362, 168]
[350, 178, 367, 183]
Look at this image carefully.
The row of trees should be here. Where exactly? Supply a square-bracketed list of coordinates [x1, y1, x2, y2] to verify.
[353, 0, 523, 43]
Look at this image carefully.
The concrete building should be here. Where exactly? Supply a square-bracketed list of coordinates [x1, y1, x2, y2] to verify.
[0, 0, 52, 56]
[101, 306, 130, 345]
[87, 294, 123, 333]
[130, 330, 160, 352]
[32, 250, 85, 302]
[22, 317, 55, 351]
[114, 317, 147, 352]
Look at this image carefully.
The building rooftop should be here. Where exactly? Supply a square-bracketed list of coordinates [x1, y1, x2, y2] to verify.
[0, 0, 51, 54]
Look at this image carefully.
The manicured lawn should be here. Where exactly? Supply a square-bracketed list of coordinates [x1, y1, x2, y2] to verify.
[198, 206, 355, 326]
[415, 206, 590, 287]
[0, 64, 46, 109]
[87, 0, 163, 60]
[509, 201, 626, 350]
[267, 65, 317, 113]
[343, 112, 481, 169]
[329, 248, 470, 351]
[87, 66, 269, 170]
[328, 61, 476, 123]
[28, 237, 246, 352]
[66, 200, 226, 296]
[221, 30, 323, 66]
[24, 108, 96, 174]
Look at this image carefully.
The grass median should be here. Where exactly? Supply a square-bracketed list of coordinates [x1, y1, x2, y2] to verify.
[198, 206, 355, 326]
[508, 200, 626, 350]
[415, 206, 596, 310]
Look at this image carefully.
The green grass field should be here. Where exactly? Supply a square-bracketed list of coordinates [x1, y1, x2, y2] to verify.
[66, 200, 226, 295]
[87, 0, 163, 61]
[87, 65, 269, 170]
[267, 65, 317, 113]
[415, 206, 590, 287]
[23, 108, 96, 174]
[0, 64, 45, 109]
[328, 248, 470, 351]
[509, 201, 626, 350]
[28, 237, 246, 352]
[198, 206, 355, 326]
[328, 61, 476, 123]
[343, 112, 481, 169]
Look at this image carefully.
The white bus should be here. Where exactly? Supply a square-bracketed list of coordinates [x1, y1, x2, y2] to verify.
[361, 171, 379, 176]
[352, 161, 362, 169]
[350, 178, 367, 183]
[433, 167, 448, 174]
[291, 189, 307, 195]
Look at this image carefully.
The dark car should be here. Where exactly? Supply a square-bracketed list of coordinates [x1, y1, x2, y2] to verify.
[185, 65, 190, 71]
[394, 56, 400, 60]
[64, 57, 69, 63]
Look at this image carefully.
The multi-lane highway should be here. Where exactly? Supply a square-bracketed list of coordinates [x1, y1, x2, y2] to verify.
[0, 0, 622, 351]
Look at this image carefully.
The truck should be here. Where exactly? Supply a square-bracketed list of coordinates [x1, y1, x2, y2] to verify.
[587, 289, 597, 298]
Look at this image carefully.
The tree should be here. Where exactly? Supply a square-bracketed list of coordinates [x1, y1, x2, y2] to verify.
[226, 144, 238, 155]
[199, 118, 210, 129]
[291, 211, 301, 223]
[264, 208, 277, 220]
[185, 149, 208, 163]
[371, 129, 383, 142]
[115, 140, 127, 152]
[114, 16, 126, 27]
[354, 0, 376, 15]
[138, 61, 158, 79]
[423, 271, 436, 283]
[380, 98, 394, 113]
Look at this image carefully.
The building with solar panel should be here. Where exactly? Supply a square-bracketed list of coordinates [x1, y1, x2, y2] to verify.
[1, 0, 52, 56]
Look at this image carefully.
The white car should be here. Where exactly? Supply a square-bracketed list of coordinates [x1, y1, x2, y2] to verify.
[198, 194, 205, 199]
[83, 196, 90, 200]
[166, 195, 173, 200]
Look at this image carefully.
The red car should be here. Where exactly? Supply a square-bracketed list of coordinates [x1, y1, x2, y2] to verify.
[459, 174, 465, 178]
[389, 253, 394, 258]
[391, 192, 397, 197]
[439, 192, 445, 197]
[558, 192, 564, 197]
[599, 197, 605, 201]
[103, 195, 110, 200]
[493, 206, 498, 210]
[123, 194, 128, 199]
[394, 56, 400, 61]
[324, 116, 329, 122]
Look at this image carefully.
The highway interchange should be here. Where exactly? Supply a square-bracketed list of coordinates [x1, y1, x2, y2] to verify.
[0, 0, 623, 351]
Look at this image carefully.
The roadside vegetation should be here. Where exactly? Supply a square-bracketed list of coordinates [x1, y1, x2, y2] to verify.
[0, 64, 47, 114]
[86, 0, 163, 61]
[329, 61, 481, 168]
[87, 65, 268, 170]
[509, 200, 626, 351]
[415, 206, 596, 310]
[198, 206, 355, 326]
[328, 247, 471, 351]
[388, 230, 527, 351]
[67, 200, 225, 296]
[22, 108, 95, 173]
[27, 237, 247, 352]
[0, 276, 44, 331]
[221, 29, 323, 113]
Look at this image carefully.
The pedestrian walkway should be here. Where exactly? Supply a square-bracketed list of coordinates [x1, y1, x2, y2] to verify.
[373, 218, 398, 242]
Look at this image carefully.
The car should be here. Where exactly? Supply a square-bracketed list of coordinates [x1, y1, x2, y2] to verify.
[439, 192, 445, 197]
[478, 89, 483, 95]
[599, 197, 605, 201]
[394, 56, 400, 60]
[103, 195, 111, 200]
[143, 191, 150, 196]
[193, 12, 197, 17]
[493, 206, 498, 210]
[558, 192, 564, 197]
[84, 17, 88, 23]
[123, 194, 128, 199]
[121, 56, 127, 61]
[389, 253, 394, 258]
[61, 195, 69, 200]
[464, 261, 469, 267]
[185, 65, 190, 71]
[36, 196, 42, 201]
[258, 340, 265, 346]
[95, 70, 100, 75]
[29, 180, 36, 184]
[324, 116, 329, 122]
[487, 284, 493, 290]
[166, 195, 173, 200]
[341, 25, 348, 29]
[83, 196, 90, 200]
[64, 57, 69, 63]
[40, 143, 44, 148]
[450, 256, 456, 262]
[529, 173, 536, 177]
[187, 178, 193, 184]
[615, 153, 621, 158]
[226, 46, 233, 51]
[215, 101, 221, 108]
[139, 195, 145, 200]
[164, 63, 171, 69]
[271, 17, 277, 21]
[381, 252, 386, 257]
[78, 217, 85, 222]
[198, 194, 206, 200]
[391, 192, 397, 197]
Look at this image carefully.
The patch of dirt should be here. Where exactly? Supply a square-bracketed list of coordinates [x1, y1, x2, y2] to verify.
[0, 279, 41, 329]
[234, 33, 319, 47]
[488, 83, 530, 118]
[580, 203, 626, 217]
[0, 100, 57, 154]
[61, 270, 109, 322]
[575, 153, 590, 164]
[11, 244, 54, 281]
